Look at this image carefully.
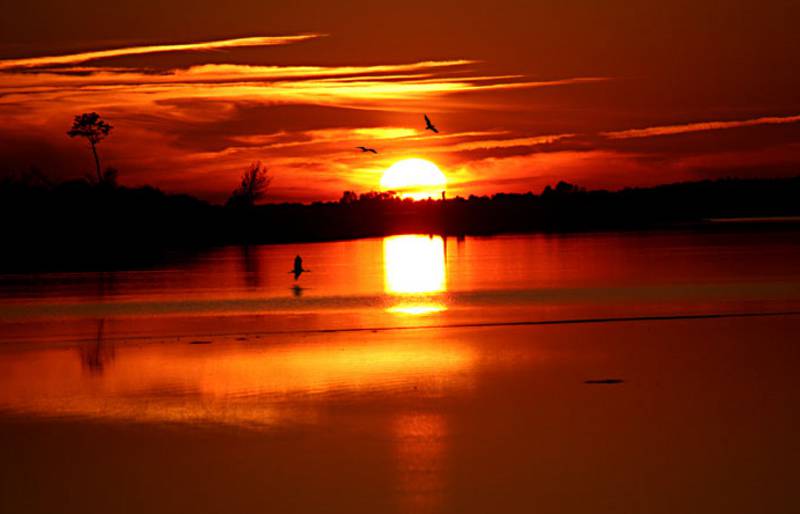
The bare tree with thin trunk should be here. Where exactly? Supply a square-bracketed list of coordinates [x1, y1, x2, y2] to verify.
[227, 161, 272, 208]
[67, 112, 113, 183]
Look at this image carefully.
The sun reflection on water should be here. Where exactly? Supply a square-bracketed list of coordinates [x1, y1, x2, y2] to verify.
[383, 235, 447, 315]
[393, 412, 447, 513]
[386, 304, 447, 315]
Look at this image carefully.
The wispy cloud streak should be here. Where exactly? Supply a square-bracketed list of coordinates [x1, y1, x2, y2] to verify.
[0, 34, 323, 71]
[438, 134, 575, 152]
[0, 60, 607, 113]
[0, 35, 625, 201]
[0, 61, 475, 89]
[603, 114, 800, 139]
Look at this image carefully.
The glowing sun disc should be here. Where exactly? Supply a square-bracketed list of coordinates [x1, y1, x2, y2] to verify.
[380, 158, 446, 200]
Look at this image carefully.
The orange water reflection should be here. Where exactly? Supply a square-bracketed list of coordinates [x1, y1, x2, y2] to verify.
[393, 412, 447, 513]
[2, 233, 800, 514]
[0, 331, 475, 428]
[383, 235, 447, 315]
[3, 317, 800, 514]
[3, 231, 800, 335]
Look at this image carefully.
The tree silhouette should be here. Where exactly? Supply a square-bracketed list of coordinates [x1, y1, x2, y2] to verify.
[542, 181, 583, 196]
[67, 112, 113, 183]
[339, 190, 358, 204]
[226, 161, 272, 208]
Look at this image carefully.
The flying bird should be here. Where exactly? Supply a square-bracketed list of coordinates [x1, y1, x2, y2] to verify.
[356, 146, 378, 154]
[424, 114, 439, 133]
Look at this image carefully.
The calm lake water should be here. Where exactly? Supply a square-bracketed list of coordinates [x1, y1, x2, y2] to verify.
[1, 230, 799, 514]
[2, 230, 800, 343]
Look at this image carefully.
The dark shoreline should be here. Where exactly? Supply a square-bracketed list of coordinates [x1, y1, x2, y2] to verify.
[2, 175, 800, 272]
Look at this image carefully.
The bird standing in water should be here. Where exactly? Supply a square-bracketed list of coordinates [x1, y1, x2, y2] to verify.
[291, 254, 307, 280]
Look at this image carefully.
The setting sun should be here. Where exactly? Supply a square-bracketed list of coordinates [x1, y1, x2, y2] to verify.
[380, 158, 447, 200]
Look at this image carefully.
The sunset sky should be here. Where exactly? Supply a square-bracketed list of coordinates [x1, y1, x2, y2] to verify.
[1, 0, 799, 203]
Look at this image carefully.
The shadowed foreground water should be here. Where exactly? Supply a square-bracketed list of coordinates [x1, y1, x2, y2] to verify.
[1, 231, 799, 513]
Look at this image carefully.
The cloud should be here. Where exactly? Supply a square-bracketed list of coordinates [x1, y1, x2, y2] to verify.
[7, 34, 797, 202]
[0, 34, 324, 71]
[437, 134, 575, 152]
[0, 60, 602, 116]
[603, 114, 800, 139]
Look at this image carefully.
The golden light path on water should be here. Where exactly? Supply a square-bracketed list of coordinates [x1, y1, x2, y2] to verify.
[383, 235, 448, 315]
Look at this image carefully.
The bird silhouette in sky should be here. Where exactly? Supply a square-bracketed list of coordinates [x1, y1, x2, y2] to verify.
[356, 146, 378, 154]
[424, 114, 439, 133]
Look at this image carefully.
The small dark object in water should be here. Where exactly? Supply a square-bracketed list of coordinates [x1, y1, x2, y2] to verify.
[584, 378, 624, 384]
[189, 340, 212, 345]
[235, 337, 247, 341]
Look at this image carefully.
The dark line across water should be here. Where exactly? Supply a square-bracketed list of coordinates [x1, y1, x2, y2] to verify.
[2, 310, 799, 349]
[310, 310, 800, 333]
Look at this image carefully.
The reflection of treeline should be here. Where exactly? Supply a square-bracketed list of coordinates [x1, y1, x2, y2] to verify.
[2, 172, 800, 271]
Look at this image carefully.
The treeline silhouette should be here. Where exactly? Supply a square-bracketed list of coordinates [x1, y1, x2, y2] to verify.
[2, 171, 800, 271]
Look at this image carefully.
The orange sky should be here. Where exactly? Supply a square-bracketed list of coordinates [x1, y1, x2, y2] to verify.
[1, 0, 799, 203]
